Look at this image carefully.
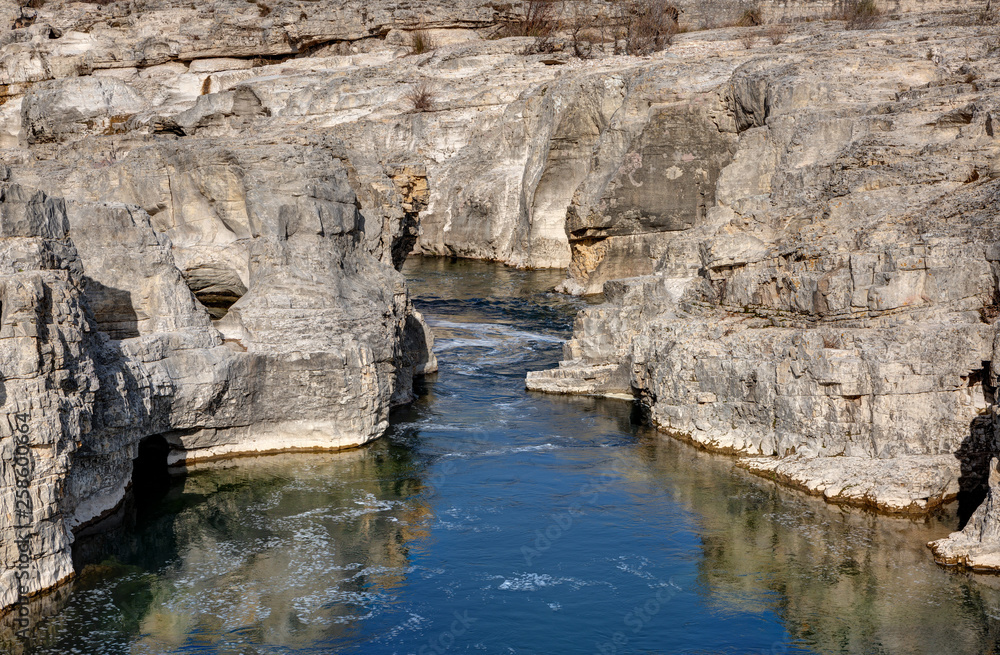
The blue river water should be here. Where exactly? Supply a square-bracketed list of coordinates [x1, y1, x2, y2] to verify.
[7, 257, 1000, 654]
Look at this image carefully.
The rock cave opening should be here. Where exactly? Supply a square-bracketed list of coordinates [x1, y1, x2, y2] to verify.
[956, 362, 997, 529]
[181, 263, 248, 320]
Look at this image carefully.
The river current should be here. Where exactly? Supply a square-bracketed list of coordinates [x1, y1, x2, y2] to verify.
[9, 257, 1000, 654]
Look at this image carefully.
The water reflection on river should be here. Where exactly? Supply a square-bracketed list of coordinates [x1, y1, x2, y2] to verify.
[5, 257, 1000, 654]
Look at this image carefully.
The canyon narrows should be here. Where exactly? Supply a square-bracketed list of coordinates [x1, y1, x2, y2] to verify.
[1, 0, 1000, 650]
[7, 257, 1000, 654]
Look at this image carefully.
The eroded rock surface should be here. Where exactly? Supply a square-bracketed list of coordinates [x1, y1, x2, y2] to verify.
[930, 458, 1000, 570]
[528, 11, 1000, 517]
[0, 168, 437, 612]
[0, 0, 460, 608]
[0, 0, 997, 616]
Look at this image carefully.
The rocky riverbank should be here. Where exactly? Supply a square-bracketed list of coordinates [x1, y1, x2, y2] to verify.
[519, 2, 1000, 571]
[1, 0, 999, 615]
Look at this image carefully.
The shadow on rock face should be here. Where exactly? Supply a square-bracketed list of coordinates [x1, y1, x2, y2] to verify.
[956, 366, 997, 529]
[81, 277, 139, 339]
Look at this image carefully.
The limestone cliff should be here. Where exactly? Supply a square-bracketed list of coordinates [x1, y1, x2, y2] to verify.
[0, 0, 451, 611]
[0, 170, 437, 613]
[528, 7, 1000, 531]
[1, 0, 998, 617]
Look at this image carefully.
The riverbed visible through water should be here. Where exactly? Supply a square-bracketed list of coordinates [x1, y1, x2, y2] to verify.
[8, 257, 1000, 654]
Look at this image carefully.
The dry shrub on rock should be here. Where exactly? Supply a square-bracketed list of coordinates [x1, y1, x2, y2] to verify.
[616, 0, 679, 56]
[834, 0, 885, 30]
[411, 31, 435, 55]
[697, 0, 761, 30]
[739, 28, 758, 49]
[736, 3, 764, 27]
[405, 82, 434, 112]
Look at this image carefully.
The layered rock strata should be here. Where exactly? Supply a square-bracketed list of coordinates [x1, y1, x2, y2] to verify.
[529, 14, 1000, 523]
[0, 11, 448, 610]
[0, 166, 436, 610]
[0, 0, 997, 614]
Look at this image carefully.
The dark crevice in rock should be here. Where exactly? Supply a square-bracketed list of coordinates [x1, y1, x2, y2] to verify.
[131, 434, 172, 513]
[388, 165, 429, 270]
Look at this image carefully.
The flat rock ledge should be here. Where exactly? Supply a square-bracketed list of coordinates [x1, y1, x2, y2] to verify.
[740, 455, 961, 515]
[529, 368, 964, 515]
[930, 458, 1000, 571]
[526, 363, 633, 398]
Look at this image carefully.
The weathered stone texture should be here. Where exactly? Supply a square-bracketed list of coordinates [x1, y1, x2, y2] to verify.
[930, 457, 1000, 570]
[530, 13, 1000, 521]
[0, 0, 998, 614]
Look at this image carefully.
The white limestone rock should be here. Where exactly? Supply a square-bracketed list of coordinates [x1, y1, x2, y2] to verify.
[930, 458, 1000, 570]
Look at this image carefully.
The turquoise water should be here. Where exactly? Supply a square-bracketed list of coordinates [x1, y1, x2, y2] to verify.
[6, 257, 1000, 654]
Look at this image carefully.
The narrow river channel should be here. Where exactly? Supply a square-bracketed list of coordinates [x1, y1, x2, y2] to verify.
[11, 258, 1000, 654]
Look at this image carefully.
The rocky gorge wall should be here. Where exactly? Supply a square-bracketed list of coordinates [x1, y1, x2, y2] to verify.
[0, 0, 998, 619]
[0, 0, 461, 614]
[0, 170, 438, 613]
[518, 1, 1000, 572]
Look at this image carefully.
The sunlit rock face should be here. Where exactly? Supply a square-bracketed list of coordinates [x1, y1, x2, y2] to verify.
[0, 0, 996, 616]
[0, 100, 438, 616]
[529, 16, 1000, 518]
[0, 185, 99, 614]
[558, 96, 737, 295]
[0, 171, 435, 613]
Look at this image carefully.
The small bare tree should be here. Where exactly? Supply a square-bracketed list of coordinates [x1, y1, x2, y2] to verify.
[503, 0, 559, 53]
[503, 0, 557, 37]
[568, 5, 597, 59]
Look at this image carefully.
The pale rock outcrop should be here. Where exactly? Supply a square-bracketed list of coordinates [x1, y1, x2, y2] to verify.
[559, 94, 737, 294]
[930, 457, 1000, 570]
[0, 147, 436, 612]
[22, 77, 144, 145]
[4, 0, 980, 526]
[0, 169, 437, 612]
[530, 15, 1000, 515]
[0, 185, 136, 613]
